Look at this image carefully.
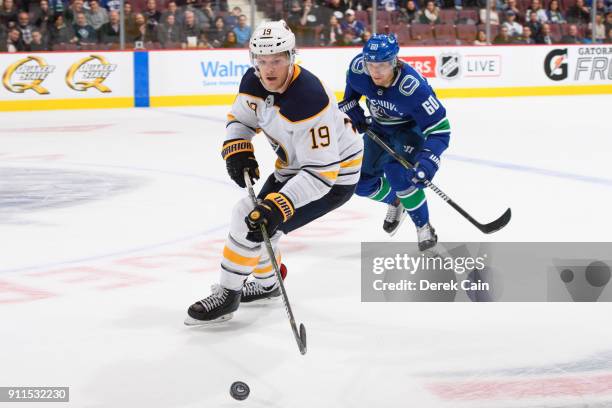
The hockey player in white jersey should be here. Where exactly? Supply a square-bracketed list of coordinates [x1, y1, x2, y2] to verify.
[185, 20, 363, 325]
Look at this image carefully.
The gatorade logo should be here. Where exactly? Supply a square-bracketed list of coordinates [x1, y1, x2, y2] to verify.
[544, 48, 568, 81]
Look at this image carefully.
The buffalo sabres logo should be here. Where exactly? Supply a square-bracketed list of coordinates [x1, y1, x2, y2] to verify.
[265, 94, 274, 107]
[265, 133, 289, 165]
[438, 53, 461, 80]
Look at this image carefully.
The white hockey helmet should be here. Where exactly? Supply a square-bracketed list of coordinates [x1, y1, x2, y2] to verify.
[249, 20, 296, 67]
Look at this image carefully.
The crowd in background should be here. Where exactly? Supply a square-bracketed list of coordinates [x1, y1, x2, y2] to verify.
[1, 0, 611, 51]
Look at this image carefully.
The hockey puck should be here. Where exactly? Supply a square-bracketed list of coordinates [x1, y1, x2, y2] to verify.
[230, 381, 250, 401]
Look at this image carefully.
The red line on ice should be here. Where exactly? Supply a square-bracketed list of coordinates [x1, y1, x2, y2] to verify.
[428, 373, 612, 400]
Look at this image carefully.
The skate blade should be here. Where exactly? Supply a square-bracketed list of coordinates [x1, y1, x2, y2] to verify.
[387, 211, 408, 237]
[184, 313, 233, 326]
[241, 296, 280, 305]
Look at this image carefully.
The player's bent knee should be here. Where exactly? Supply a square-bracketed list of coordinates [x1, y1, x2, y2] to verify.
[384, 162, 414, 192]
[355, 177, 379, 197]
[229, 196, 255, 235]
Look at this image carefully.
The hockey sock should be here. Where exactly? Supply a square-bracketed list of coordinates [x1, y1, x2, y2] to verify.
[368, 177, 397, 205]
[397, 187, 429, 228]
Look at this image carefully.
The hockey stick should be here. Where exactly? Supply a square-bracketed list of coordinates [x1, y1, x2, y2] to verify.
[365, 129, 511, 234]
[243, 171, 307, 355]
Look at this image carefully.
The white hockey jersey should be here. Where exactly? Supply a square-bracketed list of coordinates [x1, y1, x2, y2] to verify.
[225, 65, 363, 209]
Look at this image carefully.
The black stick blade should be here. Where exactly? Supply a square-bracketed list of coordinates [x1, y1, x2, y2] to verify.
[299, 324, 307, 355]
[480, 208, 512, 234]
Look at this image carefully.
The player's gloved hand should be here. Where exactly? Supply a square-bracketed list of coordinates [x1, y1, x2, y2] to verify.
[338, 99, 368, 133]
[245, 193, 295, 242]
[222, 138, 259, 188]
[409, 149, 440, 189]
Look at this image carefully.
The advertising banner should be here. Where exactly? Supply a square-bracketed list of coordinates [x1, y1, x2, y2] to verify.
[0, 51, 134, 110]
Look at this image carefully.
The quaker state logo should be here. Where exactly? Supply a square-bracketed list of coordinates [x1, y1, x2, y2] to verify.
[66, 54, 117, 93]
[2, 56, 55, 94]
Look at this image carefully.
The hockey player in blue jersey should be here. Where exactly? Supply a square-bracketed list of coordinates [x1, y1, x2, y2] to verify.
[339, 34, 450, 250]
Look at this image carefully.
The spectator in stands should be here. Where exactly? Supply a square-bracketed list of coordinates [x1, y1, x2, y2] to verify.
[336, 27, 357, 44]
[232, 14, 250, 46]
[207, 16, 226, 47]
[536, 22, 554, 42]
[0, 0, 19, 28]
[286, 0, 303, 32]
[401, 0, 421, 24]
[606, 12, 612, 32]
[590, 13, 606, 41]
[181, 9, 203, 47]
[85, 0, 108, 30]
[157, 14, 181, 47]
[594, 0, 607, 14]
[49, 14, 76, 46]
[514, 25, 535, 42]
[567, 0, 591, 24]
[32, 0, 53, 33]
[6, 28, 25, 51]
[361, 28, 371, 42]
[347, 0, 372, 11]
[501, 0, 521, 22]
[200, 0, 216, 31]
[606, 27, 612, 42]
[16, 12, 35, 47]
[526, 11, 542, 37]
[29, 29, 48, 49]
[298, 0, 331, 46]
[328, 0, 349, 14]
[144, 0, 162, 32]
[162, 2, 182, 24]
[323, 14, 343, 44]
[73, 11, 97, 44]
[105, 0, 121, 12]
[380, 0, 397, 11]
[341, 9, 364, 37]
[66, 0, 85, 24]
[473, 29, 487, 44]
[502, 10, 522, 36]
[493, 24, 512, 42]
[419, 0, 440, 24]
[546, 0, 566, 24]
[525, 0, 548, 23]
[222, 29, 239, 47]
[181, 0, 210, 30]
[479, 1, 500, 25]
[132, 12, 158, 43]
[560, 23, 582, 42]
[98, 9, 120, 45]
[224, 6, 241, 28]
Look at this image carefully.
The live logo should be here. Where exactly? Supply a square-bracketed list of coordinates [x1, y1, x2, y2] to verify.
[465, 55, 502, 77]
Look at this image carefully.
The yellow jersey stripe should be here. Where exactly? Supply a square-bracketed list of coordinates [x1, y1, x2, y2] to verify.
[340, 155, 363, 168]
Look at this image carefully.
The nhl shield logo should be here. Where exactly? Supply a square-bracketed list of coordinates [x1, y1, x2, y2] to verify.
[438, 53, 461, 80]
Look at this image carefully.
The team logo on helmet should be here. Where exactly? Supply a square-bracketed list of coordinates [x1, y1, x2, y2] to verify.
[438, 53, 461, 80]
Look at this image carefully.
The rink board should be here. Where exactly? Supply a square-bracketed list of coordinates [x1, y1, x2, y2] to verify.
[0, 45, 610, 111]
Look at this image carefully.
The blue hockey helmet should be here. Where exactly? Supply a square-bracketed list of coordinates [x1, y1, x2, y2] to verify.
[362, 34, 400, 64]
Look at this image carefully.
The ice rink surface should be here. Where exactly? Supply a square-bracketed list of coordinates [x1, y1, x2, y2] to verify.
[1, 95, 611, 407]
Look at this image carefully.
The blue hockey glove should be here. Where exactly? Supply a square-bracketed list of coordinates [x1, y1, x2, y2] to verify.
[338, 99, 368, 133]
[409, 149, 440, 189]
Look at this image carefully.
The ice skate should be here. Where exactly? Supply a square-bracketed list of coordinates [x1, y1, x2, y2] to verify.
[417, 222, 438, 251]
[241, 264, 287, 303]
[383, 199, 407, 236]
[184, 284, 242, 326]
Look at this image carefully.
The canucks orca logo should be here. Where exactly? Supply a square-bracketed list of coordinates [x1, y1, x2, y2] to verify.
[265, 133, 289, 165]
[351, 57, 365, 74]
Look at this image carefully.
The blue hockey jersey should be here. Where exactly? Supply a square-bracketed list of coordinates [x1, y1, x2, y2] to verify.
[343, 53, 451, 157]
